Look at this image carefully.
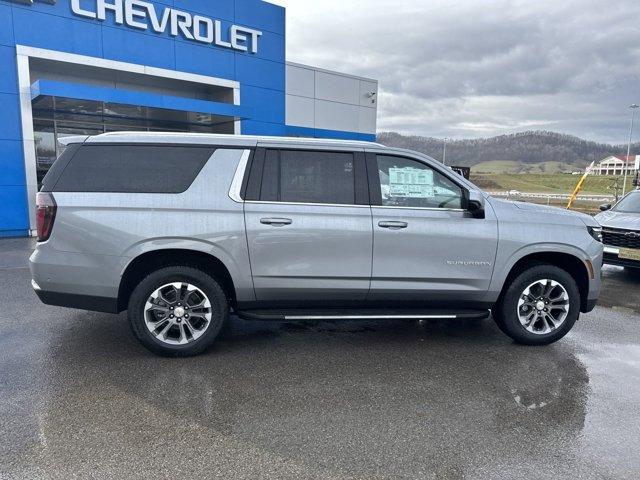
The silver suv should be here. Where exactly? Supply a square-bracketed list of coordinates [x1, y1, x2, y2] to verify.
[30, 133, 604, 356]
[596, 190, 640, 270]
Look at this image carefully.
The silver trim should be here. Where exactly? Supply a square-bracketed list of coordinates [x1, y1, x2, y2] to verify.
[31, 279, 41, 291]
[244, 201, 466, 212]
[604, 246, 620, 255]
[246, 200, 371, 209]
[228, 150, 251, 203]
[373, 205, 466, 213]
[284, 314, 458, 320]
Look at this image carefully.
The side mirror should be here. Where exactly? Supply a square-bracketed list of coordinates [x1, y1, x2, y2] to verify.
[467, 190, 485, 219]
[599, 204, 612, 212]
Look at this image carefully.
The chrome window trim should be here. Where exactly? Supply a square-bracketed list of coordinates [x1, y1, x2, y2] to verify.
[228, 149, 251, 203]
[373, 205, 466, 213]
[245, 200, 371, 209]
[243, 201, 466, 212]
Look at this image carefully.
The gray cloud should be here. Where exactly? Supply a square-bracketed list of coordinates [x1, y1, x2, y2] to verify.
[271, 0, 640, 143]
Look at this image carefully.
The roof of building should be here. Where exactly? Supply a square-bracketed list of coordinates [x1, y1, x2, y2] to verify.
[598, 155, 637, 165]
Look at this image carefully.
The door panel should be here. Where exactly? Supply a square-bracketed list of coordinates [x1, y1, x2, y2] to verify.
[369, 206, 498, 302]
[245, 203, 373, 301]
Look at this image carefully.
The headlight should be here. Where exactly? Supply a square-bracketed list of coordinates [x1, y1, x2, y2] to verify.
[588, 226, 603, 243]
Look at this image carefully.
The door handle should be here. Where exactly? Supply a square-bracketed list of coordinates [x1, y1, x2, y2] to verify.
[378, 221, 408, 230]
[260, 217, 293, 226]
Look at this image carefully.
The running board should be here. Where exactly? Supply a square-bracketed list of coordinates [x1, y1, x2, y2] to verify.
[237, 309, 491, 322]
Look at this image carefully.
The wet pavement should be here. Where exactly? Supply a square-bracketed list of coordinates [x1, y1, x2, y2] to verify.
[1, 238, 639, 479]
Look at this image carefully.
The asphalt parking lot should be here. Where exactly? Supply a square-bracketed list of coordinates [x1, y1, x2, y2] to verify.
[1, 238, 639, 480]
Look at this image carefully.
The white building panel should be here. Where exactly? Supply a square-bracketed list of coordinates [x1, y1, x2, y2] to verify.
[358, 106, 377, 134]
[286, 64, 315, 98]
[315, 71, 360, 105]
[286, 94, 315, 128]
[285, 62, 378, 135]
[315, 100, 360, 133]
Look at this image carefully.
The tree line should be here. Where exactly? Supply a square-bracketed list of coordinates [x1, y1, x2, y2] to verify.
[377, 131, 639, 168]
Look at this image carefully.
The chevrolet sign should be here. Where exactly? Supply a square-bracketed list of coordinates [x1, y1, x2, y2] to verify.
[11, 0, 262, 54]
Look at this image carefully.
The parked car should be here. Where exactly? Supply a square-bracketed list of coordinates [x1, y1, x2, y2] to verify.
[596, 190, 640, 270]
[30, 133, 603, 356]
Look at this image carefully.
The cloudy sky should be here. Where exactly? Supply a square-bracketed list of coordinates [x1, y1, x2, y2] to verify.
[270, 0, 640, 143]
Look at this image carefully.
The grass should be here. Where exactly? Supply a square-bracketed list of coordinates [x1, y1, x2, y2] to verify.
[472, 160, 574, 174]
[470, 173, 634, 195]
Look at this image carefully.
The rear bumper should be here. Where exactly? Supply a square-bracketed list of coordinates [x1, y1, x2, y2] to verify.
[32, 280, 119, 313]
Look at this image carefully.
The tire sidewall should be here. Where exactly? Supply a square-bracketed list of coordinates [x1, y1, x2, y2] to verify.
[497, 265, 581, 345]
[128, 267, 228, 356]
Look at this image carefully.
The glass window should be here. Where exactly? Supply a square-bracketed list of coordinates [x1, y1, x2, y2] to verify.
[53, 145, 215, 193]
[376, 155, 463, 209]
[33, 120, 56, 187]
[613, 192, 640, 213]
[264, 150, 356, 205]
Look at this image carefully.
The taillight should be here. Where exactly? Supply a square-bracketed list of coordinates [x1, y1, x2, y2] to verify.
[36, 192, 57, 242]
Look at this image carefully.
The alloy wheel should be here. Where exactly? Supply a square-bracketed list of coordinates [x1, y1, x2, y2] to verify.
[144, 282, 213, 345]
[517, 279, 570, 335]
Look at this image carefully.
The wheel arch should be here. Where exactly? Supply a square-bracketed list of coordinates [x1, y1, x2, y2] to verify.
[498, 251, 591, 313]
[117, 249, 238, 312]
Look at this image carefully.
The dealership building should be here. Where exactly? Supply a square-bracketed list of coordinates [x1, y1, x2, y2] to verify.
[0, 0, 379, 237]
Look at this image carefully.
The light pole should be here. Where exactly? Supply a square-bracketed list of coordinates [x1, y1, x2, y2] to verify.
[623, 104, 639, 197]
[442, 138, 448, 166]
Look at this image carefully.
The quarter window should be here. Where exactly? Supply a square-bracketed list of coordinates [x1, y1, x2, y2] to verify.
[52, 145, 215, 193]
[376, 155, 463, 209]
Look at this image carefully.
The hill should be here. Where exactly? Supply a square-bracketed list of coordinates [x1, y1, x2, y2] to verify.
[377, 131, 639, 172]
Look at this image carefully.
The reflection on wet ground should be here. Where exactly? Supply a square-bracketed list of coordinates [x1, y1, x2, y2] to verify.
[1, 240, 639, 479]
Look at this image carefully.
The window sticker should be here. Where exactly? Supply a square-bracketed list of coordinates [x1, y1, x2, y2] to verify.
[388, 167, 435, 198]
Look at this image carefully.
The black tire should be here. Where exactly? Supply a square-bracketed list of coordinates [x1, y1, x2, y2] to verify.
[494, 264, 581, 346]
[128, 266, 229, 357]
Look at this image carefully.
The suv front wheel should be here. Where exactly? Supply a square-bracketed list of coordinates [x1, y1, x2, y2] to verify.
[494, 264, 581, 345]
[128, 266, 229, 356]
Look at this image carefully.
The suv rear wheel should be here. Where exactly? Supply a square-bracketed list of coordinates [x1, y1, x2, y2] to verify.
[494, 264, 581, 345]
[128, 266, 228, 356]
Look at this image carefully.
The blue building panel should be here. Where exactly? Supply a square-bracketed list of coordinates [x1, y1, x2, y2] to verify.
[241, 119, 286, 136]
[12, 8, 103, 58]
[0, 4, 13, 47]
[241, 85, 284, 124]
[235, 0, 285, 35]
[0, 45, 17, 95]
[0, 93, 21, 141]
[235, 55, 285, 91]
[102, 25, 176, 70]
[174, 41, 235, 79]
[0, 140, 26, 186]
[0, 185, 29, 235]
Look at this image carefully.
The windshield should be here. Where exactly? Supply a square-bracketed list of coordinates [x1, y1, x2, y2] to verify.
[613, 192, 640, 213]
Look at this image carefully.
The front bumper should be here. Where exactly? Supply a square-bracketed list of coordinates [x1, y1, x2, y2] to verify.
[603, 246, 640, 269]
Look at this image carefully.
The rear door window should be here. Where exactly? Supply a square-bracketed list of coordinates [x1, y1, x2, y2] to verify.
[52, 145, 215, 193]
[260, 150, 357, 205]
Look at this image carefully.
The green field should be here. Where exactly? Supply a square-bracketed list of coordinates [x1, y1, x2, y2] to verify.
[470, 173, 633, 195]
[472, 160, 573, 174]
